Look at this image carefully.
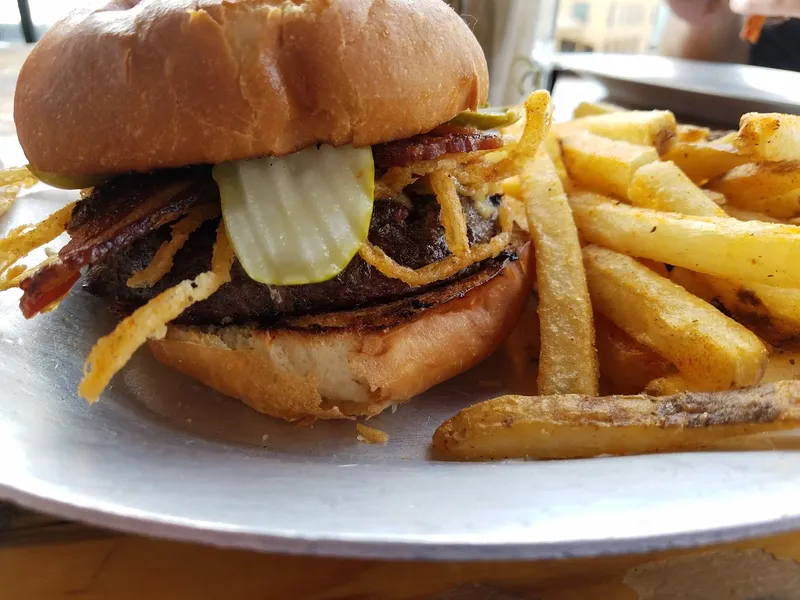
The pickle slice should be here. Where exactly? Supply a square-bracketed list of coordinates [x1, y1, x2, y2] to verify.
[213, 145, 374, 286]
[26, 165, 107, 190]
[448, 107, 523, 130]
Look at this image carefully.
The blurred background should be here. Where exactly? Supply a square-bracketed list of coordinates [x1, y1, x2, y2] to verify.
[1, 1, 668, 53]
[2, 1, 796, 125]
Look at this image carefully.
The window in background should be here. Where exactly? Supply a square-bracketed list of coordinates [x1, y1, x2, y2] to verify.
[1, 1, 84, 42]
[557, 0, 664, 56]
[571, 2, 590, 25]
[0, 3, 24, 42]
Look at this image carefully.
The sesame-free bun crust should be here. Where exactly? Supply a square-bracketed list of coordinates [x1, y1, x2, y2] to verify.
[15, 0, 489, 176]
[148, 248, 533, 421]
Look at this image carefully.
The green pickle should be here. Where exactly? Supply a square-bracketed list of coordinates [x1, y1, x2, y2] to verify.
[448, 107, 522, 130]
[27, 165, 107, 190]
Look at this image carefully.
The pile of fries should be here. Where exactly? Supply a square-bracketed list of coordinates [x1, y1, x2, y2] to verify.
[434, 100, 800, 461]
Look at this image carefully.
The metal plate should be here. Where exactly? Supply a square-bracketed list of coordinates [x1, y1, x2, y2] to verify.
[3, 142, 800, 562]
[553, 53, 800, 127]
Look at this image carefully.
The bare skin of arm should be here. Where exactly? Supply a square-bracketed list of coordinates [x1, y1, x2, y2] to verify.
[660, 0, 750, 63]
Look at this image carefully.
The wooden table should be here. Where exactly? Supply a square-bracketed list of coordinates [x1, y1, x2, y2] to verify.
[2, 42, 800, 600]
[4, 525, 800, 599]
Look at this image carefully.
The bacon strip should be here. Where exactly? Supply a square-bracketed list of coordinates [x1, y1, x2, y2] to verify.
[373, 130, 503, 170]
[20, 169, 217, 318]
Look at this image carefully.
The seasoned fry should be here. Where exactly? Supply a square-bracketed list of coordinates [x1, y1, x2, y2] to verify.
[661, 140, 749, 184]
[735, 112, 800, 161]
[522, 152, 598, 395]
[699, 274, 800, 342]
[644, 374, 692, 396]
[555, 110, 677, 153]
[569, 191, 800, 287]
[722, 205, 786, 223]
[703, 189, 727, 205]
[666, 266, 719, 303]
[628, 160, 727, 217]
[432, 382, 800, 460]
[763, 349, 800, 383]
[595, 315, 675, 394]
[708, 162, 800, 218]
[544, 132, 571, 191]
[676, 124, 710, 143]
[503, 295, 540, 395]
[572, 101, 623, 119]
[561, 132, 658, 199]
[583, 245, 767, 390]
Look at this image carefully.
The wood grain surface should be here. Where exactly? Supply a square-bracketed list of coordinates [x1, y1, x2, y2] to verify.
[3, 527, 800, 599]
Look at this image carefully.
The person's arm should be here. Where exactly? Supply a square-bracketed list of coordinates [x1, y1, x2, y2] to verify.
[659, 0, 750, 63]
[730, 0, 800, 18]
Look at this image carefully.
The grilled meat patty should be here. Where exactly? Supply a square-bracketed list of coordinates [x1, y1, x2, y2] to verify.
[85, 195, 504, 326]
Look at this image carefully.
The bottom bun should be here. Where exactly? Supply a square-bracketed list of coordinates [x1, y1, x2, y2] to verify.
[148, 246, 534, 421]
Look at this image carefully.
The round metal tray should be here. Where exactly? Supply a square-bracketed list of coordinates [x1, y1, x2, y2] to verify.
[2, 181, 800, 560]
[553, 53, 800, 126]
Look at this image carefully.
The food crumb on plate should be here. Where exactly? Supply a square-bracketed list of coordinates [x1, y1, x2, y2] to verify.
[357, 423, 389, 445]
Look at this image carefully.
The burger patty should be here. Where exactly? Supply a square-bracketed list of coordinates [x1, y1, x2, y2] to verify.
[85, 195, 505, 326]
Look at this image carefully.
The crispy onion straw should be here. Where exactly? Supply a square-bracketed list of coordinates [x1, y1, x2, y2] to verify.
[430, 170, 469, 256]
[0, 256, 59, 292]
[79, 222, 235, 402]
[373, 90, 552, 201]
[1, 166, 38, 217]
[0, 201, 76, 276]
[127, 203, 221, 288]
[359, 232, 510, 288]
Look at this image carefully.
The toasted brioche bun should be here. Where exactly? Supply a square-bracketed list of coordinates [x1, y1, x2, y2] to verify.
[148, 247, 533, 421]
[15, 0, 488, 176]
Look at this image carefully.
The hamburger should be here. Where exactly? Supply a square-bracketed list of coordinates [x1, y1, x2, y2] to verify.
[2, 0, 547, 421]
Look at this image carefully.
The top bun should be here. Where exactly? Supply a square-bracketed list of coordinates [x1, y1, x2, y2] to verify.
[15, 0, 489, 175]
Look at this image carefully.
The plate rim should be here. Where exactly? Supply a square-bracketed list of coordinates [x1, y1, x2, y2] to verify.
[4, 478, 800, 560]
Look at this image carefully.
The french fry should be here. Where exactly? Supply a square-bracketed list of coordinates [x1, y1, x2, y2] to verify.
[703, 189, 727, 205]
[583, 245, 767, 390]
[666, 266, 719, 304]
[735, 113, 800, 161]
[707, 162, 800, 218]
[699, 275, 800, 342]
[572, 100, 623, 119]
[521, 151, 598, 395]
[555, 110, 677, 153]
[569, 191, 800, 288]
[722, 205, 786, 224]
[763, 349, 800, 383]
[628, 160, 727, 217]
[676, 124, 710, 143]
[545, 132, 571, 191]
[432, 382, 800, 460]
[503, 295, 540, 395]
[714, 131, 737, 145]
[561, 132, 658, 199]
[644, 374, 693, 396]
[595, 315, 675, 394]
[661, 140, 749, 184]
